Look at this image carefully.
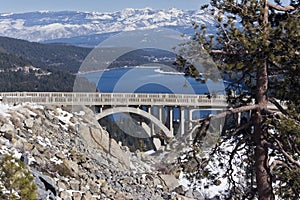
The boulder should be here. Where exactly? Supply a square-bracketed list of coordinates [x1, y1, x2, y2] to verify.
[159, 174, 180, 191]
[1, 124, 15, 133]
[171, 193, 196, 200]
[24, 118, 34, 128]
[81, 192, 97, 200]
[60, 190, 72, 200]
[63, 159, 79, 174]
[30, 169, 58, 200]
[80, 124, 130, 168]
[57, 181, 68, 190]
[173, 185, 186, 195]
[72, 191, 82, 200]
[3, 131, 15, 140]
[69, 179, 80, 190]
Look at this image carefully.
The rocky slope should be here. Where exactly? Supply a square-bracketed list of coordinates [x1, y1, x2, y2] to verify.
[0, 102, 201, 200]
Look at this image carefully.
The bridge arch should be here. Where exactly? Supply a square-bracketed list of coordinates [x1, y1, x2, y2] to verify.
[95, 107, 173, 138]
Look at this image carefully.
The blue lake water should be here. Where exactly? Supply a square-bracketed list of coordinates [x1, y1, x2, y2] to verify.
[79, 67, 225, 120]
[79, 67, 225, 94]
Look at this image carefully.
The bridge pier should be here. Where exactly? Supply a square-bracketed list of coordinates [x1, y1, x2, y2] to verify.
[188, 108, 193, 131]
[180, 107, 185, 136]
[147, 106, 155, 137]
[158, 106, 163, 122]
[169, 107, 174, 135]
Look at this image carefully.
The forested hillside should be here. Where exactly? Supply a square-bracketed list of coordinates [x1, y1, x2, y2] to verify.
[0, 36, 92, 73]
[0, 36, 96, 92]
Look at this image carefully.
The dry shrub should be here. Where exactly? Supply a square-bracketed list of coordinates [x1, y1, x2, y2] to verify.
[0, 113, 9, 125]
[9, 112, 23, 129]
[23, 104, 44, 116]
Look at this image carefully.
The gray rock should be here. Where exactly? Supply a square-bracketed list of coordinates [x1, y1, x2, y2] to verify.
[192, 189, 204, 199]
[24, 118, 34, 128]
[20, 153, 29, 165]
[30, 169, 58, 200]
[185, 189, 194, 198]
[60, 190, 72, 200]
[3, 131, 15, 140]
[72, 191, 82, 200]
[63, 159, 79, 174]
[81, 192, 97, 200]
[0, 124, 14, 133]
[173, 185, 186, 195]
[69, 179, 80, 190]
[44, 110, 54, 121]
[57, 181, 68, 190]
[55, 151, 64, 159]
[159, 174, 180, 191]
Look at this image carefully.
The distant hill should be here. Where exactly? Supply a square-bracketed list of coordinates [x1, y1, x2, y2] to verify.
[0, 36, 178, 92]
[0, 51, 32, 70]
[42, 25, 196, 47]
[0, 36, 92, 73]
[0, 36, 95, 92]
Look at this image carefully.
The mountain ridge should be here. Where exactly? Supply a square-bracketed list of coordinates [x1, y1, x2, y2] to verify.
[0, 8, 216, 45]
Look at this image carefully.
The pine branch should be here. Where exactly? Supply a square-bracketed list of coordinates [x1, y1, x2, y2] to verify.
[269, 97, 288, 116]
[227, 120, 253, 138]
[212, 104, 259, 119]
[210, 49, 231, 54]
[267, 1, 295, 12]
[270, 160, 290, 174]
[193, 105, 259, 144]
[268, 59, 283, 70]
[273, 137, 300, 168]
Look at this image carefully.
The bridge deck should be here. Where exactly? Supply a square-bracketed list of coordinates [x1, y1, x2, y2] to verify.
[0, 92, 284, 110]
[0, 92, 228, 108]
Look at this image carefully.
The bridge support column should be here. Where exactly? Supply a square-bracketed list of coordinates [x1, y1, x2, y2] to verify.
[169, 107, 174, 136]
[158, 106, 163, 122]
[148, 106, 155, 136]
[188, 108, 193, 131]
[180, 107, 185, 136]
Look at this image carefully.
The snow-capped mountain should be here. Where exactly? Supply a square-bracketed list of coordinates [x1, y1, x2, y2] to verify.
[0, 8, 216, 45]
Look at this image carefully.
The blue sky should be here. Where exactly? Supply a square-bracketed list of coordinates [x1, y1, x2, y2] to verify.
[0, 0, 291, 13]
[0, 0, 211, 13]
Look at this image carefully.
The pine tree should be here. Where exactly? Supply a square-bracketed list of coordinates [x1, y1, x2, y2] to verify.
[0, 153, 37, 200]
[179, 0, 299, 199]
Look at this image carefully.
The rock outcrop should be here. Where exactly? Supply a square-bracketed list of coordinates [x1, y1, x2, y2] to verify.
[0, 103, 200, 200]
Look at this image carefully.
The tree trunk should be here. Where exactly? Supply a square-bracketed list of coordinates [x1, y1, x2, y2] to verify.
[253, 1, 274, 199]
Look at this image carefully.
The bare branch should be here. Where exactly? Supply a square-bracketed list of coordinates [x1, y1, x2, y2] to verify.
[267, 1, 295, 12]
[210, 49, 231, 54]
[211, 104, 259, 120]
[268, 59, 283, 70]
[269, 97, 288, 116]
[270, 160, 290, 174]
[193, 118, 211, 144]
[228, 120, 252, 138]
[274, 137, 300, 168]
[193, 105, 259, 144]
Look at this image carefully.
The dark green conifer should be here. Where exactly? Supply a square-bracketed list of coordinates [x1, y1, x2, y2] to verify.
[178, 1, 299, 199]
[0, 153, 37, 200]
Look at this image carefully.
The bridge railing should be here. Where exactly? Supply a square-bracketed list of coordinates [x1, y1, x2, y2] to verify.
[0, 92, 229, 108]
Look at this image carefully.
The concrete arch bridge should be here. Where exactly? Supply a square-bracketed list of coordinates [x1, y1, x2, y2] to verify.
[0, 92, 283, 149]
